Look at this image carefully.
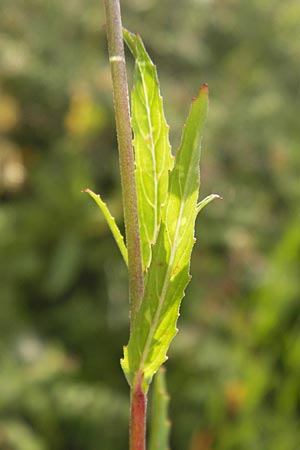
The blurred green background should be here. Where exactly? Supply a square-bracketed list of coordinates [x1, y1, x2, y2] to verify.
[1, 0, 299, 449]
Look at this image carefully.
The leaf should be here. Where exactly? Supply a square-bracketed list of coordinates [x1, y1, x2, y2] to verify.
[121, 85, 209, 392]
[123, 29, 174, 272]
[149, 367, 171, 450]
[83, 189, 128, 264]
[196, 193, 222, 214]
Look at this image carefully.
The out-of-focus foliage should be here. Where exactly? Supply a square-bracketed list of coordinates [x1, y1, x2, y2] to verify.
[0, 0, 299, 449]
[149, 367, 170, 450]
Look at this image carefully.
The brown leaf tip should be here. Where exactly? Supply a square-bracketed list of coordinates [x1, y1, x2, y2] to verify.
[192, 83, 209, 102]
[199, 83, 209, 95]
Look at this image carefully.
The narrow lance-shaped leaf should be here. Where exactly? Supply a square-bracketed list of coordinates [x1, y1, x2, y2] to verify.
[123, 29, 174, 272]
[121, 85, 209, 392]
[83, 189, 128, 264]
[196, 193, 222, 214]
[149, 367, 171, 450]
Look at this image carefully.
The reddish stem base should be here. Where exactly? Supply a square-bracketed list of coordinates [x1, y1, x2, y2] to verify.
[130, 377, 147, 450]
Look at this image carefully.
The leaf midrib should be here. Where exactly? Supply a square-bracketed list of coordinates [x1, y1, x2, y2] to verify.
[138, 60, 158, 242]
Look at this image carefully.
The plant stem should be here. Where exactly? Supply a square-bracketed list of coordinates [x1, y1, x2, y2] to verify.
[130, 376, 147, 450]
[103, 2, 146, 450]
[103, 0, 144, 330]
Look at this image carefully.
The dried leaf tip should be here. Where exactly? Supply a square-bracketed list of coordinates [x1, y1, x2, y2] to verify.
[191, 83, 209, 102]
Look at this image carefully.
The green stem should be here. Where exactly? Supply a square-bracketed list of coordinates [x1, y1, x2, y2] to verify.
[103, 2, 146, 450]
[103, 0, 144, 329]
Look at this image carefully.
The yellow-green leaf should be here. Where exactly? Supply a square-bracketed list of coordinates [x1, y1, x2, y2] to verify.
[83, 189, 128, 264]
[121, 85, 209, 391]
[196, 193, 222, 214]
[123, 29, 174, 272]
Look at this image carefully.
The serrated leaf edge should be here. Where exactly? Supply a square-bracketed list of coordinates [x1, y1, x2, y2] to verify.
[122, 85, 209, 391]
[123, 28, 174, 272]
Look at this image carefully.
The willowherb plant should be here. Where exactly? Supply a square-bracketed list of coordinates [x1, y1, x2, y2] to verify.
[85, 1, 220, 449]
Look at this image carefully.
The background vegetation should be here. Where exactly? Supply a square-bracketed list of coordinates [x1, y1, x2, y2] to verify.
[0, 0, 299, 449]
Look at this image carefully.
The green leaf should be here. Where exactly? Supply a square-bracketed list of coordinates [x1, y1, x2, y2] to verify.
[121, 85, 209, 391]
[149, 367, 171, 450]
[83, 189, 128, 264]
[123, 28, 174, 272]
[196, 193, 222, 214]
